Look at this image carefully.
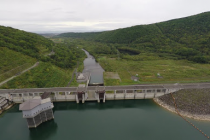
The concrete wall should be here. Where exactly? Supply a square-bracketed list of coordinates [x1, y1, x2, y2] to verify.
[54, 94, 76, 102]
[0, 88, 180, 103]
[106, 91, 171, 100]
[105, 94, 114, 100]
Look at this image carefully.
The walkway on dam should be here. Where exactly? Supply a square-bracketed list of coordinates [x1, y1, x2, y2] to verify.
[1, 83, 210, 103]
[1, 83, 210, 94]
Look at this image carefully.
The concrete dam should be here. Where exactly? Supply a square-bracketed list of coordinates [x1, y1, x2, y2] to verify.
[1, 83, 210, 104]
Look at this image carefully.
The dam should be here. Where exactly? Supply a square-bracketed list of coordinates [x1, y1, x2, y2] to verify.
[0, 83, 210, 103]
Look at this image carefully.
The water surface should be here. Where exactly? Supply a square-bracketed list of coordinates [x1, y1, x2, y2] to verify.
[0, 100, 209, 140]
[82, 49, 104, 84]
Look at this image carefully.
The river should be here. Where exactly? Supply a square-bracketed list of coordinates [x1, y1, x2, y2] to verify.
[82, 49, 104, 85]
[0, 50, 210, 140]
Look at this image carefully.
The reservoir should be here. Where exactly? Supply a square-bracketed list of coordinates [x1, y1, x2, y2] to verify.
[82, 49, 104, 85]
[0, 100, 210, 140]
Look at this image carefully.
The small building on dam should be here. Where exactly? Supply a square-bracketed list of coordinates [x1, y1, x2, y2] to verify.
[19, 92, 54, 128]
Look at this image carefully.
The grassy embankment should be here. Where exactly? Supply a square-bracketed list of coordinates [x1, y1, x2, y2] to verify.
[0, 47, 36, 82]
[98, 56, 210, 86]
[1, 62, 78, 89]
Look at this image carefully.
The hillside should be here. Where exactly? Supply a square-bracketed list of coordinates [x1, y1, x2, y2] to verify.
[1, 62, 78, 89]
[0, 26, 86, 88]
[0, 47, 36, 82]
[57, 12, 210, 63]
[0, 25, 86, 69]
[0, 26, 54, 58]
[0, 26, 54, 83]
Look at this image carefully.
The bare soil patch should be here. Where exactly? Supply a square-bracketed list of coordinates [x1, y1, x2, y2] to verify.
[104, 72, 121, 81]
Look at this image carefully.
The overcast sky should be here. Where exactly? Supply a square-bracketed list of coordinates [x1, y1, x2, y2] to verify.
[0, 0, 210, 33]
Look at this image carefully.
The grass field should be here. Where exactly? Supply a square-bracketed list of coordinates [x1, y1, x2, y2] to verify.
[0, 47, 36, 82]
[98, 56, 210, 86]
[1, 62, 78, 89]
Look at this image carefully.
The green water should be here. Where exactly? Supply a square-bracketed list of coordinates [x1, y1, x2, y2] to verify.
[0, 100, 210, 140]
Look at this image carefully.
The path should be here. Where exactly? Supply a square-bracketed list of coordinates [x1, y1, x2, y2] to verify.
[2, 83, 210, 94]
[66, 68, 77, 87]
[0, 62, 39, 87]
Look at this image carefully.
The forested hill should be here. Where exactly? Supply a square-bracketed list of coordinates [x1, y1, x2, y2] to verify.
[57, 12, 210, 44]
[0, 25, 53, 58]
[57, 12, 210, 63]
[0, 26, 86, 69]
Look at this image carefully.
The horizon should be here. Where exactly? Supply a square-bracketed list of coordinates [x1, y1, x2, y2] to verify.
[28, 11, 210, 34]
[4, 11, 210, 35]
[1, 0, 210, 34]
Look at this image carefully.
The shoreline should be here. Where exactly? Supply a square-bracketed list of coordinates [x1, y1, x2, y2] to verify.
[153, 98, 210, 121]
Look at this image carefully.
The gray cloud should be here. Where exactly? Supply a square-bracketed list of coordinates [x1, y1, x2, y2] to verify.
[0, 0, 210, 33]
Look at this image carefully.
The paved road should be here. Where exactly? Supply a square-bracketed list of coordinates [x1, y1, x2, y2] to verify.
[1, 83, 210, 94]
[0, 62, 39, 87]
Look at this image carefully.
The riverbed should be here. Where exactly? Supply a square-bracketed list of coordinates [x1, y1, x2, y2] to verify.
[0, 100, 210, 140]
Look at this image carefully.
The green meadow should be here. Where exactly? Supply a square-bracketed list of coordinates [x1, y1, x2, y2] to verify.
[98, 56, 210, 86]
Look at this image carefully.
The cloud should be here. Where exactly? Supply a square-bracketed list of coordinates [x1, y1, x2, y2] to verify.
[0, 0, 210, 33]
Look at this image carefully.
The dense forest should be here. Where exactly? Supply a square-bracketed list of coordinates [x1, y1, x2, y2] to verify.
[57, 12, 210, 63]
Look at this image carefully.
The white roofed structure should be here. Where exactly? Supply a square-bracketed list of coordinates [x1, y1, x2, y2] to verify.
[19, 93, 54, 128]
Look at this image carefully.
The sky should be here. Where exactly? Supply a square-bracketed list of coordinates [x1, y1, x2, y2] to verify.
[0, 0, 210, 33]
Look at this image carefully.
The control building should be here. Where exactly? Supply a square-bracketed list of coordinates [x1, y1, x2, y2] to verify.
[19, 93, 54, 128]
